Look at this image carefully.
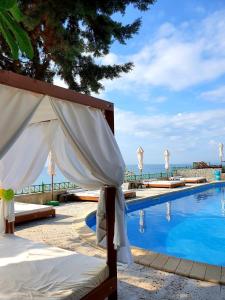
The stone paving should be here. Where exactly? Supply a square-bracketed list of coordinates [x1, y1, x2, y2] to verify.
[15, 186, 225, 299]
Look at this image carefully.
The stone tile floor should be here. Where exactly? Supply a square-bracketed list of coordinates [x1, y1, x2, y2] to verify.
[15, 187, 225, 299]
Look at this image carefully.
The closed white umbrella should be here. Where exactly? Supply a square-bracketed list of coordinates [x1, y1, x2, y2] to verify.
[164, 149, 170, 178]
[47, 151, 56, 201]
[137, 146, 144, 175]
[219, 143, 224, 163]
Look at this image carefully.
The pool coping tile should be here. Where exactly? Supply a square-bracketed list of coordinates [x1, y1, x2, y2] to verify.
[189, 262, 207, 280]
[176, 259, 194, 277]
[132, 247, 159, 266]
[150, 254, 169, 270]
[204, 265, 221, 283]
[163, 257, 181, 273]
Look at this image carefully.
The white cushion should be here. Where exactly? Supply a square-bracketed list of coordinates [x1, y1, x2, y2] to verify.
[0, 235, 108, 300]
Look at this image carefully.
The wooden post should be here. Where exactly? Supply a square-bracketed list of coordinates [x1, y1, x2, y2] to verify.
[105, 109, 114, 134]
[105, 186, 117, 300]
[5, 220, 14, 234]
[105, 106, 118, 299]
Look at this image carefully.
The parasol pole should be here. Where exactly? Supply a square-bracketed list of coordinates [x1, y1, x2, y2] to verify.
[47, 151, 56, 202]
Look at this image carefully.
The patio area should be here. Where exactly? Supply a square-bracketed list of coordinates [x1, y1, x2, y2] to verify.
[15, 187, 225, 300]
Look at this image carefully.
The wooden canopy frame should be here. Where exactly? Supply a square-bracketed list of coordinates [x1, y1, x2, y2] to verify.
[0, 71, 118, 300]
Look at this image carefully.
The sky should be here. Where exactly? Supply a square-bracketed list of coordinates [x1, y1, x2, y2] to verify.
[56, 0, 225, 165]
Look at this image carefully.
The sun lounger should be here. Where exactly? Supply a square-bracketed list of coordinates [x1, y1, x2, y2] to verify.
[14, 202, 55, 225]
[59, 189, 136, 202]
[143, 180, 185, 188]
[180, 177, 206, 183]
[0, 235, 109, 300]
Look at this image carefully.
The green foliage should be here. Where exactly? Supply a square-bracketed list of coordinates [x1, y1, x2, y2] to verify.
[0, 0, 17, 10]
[0, 0, 33, 59]
[0, 0, 155, 93]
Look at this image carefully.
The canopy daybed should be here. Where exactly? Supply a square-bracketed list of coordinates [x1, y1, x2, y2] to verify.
[143, 180, 185, 188]
[180, 177, 207, 184]
[0, 71, 131, 300]
[14, 202, 55, 224]
[59, 189, 136, 202]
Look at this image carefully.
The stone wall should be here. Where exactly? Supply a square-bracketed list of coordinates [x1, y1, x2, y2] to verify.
[174, 168, 222, 181]
[15, 191, 63, 204]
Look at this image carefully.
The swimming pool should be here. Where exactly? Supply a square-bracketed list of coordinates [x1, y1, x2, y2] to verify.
[87, 183, 225, 266]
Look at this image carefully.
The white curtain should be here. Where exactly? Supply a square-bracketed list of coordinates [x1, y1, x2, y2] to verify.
[0, 122, 50, 233]
[0, 84, 43, 159]
[50, 99, 132, 264]
[49, 121, 100, 189]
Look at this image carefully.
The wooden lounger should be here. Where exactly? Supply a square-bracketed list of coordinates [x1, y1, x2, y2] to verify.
[62, 189, 136, 202]
[181, 177, 206, 183]
[14, 202, 55, 225]
[144, 180, 185, 188]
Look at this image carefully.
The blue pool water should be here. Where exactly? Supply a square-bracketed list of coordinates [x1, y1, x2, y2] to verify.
[87, 183, 225, 266]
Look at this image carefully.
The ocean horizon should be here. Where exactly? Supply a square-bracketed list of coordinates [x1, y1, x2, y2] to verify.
[34, 163, 192, 185]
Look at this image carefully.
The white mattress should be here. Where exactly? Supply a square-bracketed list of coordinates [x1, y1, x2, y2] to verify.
[142, 180, 155, 184]
[180, 177, 205, 181]
[73, 190, 101, 197]
[147, 180, 184, 185]
[70, 189, 130, 197]
[0, 235, 108, 300]
[14, 202, 52, 217]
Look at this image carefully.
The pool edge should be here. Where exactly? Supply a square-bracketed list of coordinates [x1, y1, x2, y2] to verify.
[81, 181, 225, 285]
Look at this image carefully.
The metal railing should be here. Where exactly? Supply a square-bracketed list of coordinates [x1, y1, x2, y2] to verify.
[172, 166, 192, 171]
[124, 172, 173, 182]
[15, 182, 78, 195]
[16, 172, 176, 195]
[172, 166, 193, 175]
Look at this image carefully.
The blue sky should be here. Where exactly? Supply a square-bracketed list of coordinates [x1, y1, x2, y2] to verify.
[56, 0, 225, 165]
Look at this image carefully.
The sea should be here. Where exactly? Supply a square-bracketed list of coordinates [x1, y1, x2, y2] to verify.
[34, 163, 191, 185]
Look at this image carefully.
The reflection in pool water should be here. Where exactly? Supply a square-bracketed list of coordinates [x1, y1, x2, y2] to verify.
[125, 183, 225, 266]
[139, 210, 145, 233]
[166, 202, 171, 222]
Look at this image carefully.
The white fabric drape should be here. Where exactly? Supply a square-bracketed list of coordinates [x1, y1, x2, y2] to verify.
[49, 121, 99, 189]
[50, 99, 132, 264]
[0, 84, 43, 159]
[0, 122, 50, 233]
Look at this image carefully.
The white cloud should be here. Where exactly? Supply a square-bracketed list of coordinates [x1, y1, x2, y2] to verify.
[102, 10, 225, 93]
[153, 96, 167, 103]
[115, 107, 225, 162]
[201, 86, 225, 103]
[115, 107, 225, 144]
[115, 109, 225, 163]
[99, 53, 119, 65]
[53, 77, 68, 88]
[209, 139, 218, 146]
